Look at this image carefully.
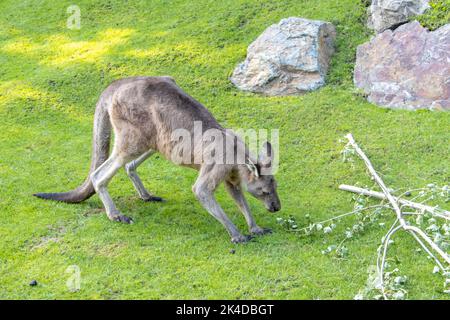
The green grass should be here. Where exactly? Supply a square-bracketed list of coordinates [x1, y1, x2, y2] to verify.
[415, 0, 450, 30]
[0, 0, 449, 299]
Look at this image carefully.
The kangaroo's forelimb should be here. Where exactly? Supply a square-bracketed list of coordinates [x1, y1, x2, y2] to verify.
[193, 167, 253, 243]
[225, 181, 272, 236]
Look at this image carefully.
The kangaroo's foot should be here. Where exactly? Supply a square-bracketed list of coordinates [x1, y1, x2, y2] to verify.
[250, 226, 272, 236]
[231, 234, 254, 244]
[108, 211, 134, 224]
[141, 195, 165, 202]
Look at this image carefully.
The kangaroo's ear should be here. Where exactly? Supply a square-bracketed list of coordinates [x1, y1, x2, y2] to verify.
[246, 159, 260, 179]
[258, 141, 273, 169]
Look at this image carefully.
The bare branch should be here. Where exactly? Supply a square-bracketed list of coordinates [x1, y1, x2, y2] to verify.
[339, 184, 450, 220]
[344, 133, 407, 227]
[344, 133, 450, 270]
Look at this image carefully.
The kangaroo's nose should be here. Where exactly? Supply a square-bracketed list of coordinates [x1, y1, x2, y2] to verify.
[271, 202, 280, 212]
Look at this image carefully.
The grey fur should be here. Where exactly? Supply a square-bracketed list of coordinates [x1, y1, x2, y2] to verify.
[34, 76, 281, 243]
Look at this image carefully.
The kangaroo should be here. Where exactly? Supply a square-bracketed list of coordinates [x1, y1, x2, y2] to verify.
[34, 76, 281, 243]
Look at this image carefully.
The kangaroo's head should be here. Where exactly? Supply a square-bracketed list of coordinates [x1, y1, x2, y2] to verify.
[245, 142, 281, 212]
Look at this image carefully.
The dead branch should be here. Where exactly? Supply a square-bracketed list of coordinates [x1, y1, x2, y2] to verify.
[344, 134, 407, 226]
[340, 133, 450, 298]
[338, 184, 450, 220]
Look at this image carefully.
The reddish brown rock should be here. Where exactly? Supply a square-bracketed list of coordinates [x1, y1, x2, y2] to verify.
[354, 21, 450, 111]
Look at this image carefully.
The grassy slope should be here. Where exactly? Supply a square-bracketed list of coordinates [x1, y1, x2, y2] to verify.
[0, 0, 449, 299]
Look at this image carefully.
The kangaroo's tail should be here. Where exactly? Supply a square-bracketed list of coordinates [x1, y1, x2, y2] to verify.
[34, 100, 111, 203]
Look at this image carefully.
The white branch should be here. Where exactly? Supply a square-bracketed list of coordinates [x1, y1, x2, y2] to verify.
[339, 184, 450, 220]
[378, 222, 402, 299]
[345, 133, 407, 227]
[344, 133, 450, 268]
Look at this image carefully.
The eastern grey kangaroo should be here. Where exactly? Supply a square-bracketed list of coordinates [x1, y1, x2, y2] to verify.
[34, 76, 281, 243]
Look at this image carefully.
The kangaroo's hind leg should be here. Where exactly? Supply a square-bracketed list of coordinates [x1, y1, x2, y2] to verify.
[125, 150, 165, 202]
[91, 153, 133, 224]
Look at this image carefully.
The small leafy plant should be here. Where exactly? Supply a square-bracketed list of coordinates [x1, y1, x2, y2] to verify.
[415, 0, 450, 30]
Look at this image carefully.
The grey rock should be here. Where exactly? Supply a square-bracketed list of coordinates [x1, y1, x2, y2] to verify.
[230, 17, 336, 96]
[368, 0, 430, 33]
